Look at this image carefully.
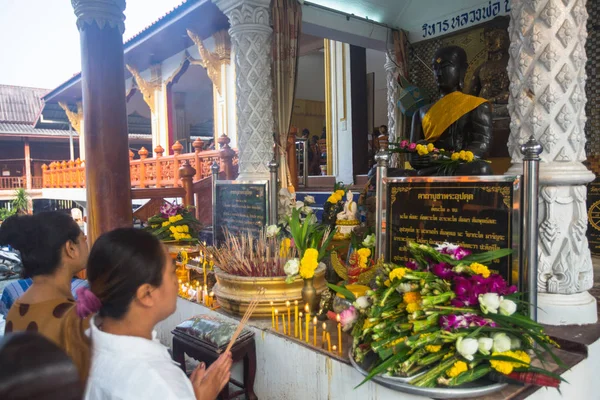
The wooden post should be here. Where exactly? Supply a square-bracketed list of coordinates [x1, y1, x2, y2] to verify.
[41, 164, 48, 188]
[193, 138, 204, 181]
[172, 141, 183, 187]
[155, 145, 164, 188]
[24, 138, 32, 190]
[179, 161, 196, 208]
[67, 160, 75, 188]
[75, 159, 83, 187]
[61, 161, 67, 188]
[138, 147, 148, 188]
[286, 134, 298, 190]
[218, 134, 236, 180]
[73, 0, 132, 243]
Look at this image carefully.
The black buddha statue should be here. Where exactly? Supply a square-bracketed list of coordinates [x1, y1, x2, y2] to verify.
[406, 45, 493, 176]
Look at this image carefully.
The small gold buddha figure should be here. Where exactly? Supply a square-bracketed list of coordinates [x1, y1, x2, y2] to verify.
[335, 190, 360, 239]
[469, 27, 510, 118]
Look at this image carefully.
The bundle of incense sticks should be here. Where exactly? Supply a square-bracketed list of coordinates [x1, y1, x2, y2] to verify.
[224, 287, 266, 353]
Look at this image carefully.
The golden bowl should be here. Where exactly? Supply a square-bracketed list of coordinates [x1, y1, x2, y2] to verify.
[213, 265, 327, 318]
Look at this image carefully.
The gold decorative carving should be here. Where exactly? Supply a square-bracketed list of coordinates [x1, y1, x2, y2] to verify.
[480, 186, 512, 209]
[126, 64, 160, 113]
[390, 185, 412, 205]
[58, 102, 83, 135]
[187, 29, 231, 96]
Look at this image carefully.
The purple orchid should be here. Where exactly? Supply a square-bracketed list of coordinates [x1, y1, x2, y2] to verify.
[439, 313, 497, 331]
[160, 203, 183, 218]
[431, 262, 455, 279]
[406, 260, 418, 270]
[400, 140, 409, 149]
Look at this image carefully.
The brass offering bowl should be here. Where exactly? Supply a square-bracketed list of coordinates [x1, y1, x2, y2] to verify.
[213, 265, 327, 318]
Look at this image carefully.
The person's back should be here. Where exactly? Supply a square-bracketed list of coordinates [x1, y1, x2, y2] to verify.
[83, 228, 232, 400]
[0, 212, 90, 381]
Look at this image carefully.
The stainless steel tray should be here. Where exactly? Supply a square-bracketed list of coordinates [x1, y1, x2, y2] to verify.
[349, 350, 507, 399]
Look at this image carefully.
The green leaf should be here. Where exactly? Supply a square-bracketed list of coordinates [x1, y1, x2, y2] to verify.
[327, 283, 357, 302]
[355, 345, 411, 388]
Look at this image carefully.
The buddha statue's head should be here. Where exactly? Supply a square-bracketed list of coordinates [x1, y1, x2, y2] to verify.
[485, 27, 509, 53]
[432, 46, 468, 95]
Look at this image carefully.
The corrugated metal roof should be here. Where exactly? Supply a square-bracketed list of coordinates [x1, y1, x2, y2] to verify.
[0, 122, 151, 140]
[0, 85, 48, 123]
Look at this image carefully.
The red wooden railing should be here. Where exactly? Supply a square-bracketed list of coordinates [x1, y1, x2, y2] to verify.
[42, 137, 238, 189]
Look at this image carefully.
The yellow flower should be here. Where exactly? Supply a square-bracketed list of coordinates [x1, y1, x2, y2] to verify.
[451, 152, 460, 161]
[299, 248, 319, 279]
[363, 319, 376, 330]
[356, 248, 371, 269]
[459, 150, 466, 160]
[357, 248, 371, 258]
[385, 336, 407, 348]
[470, 262, 491, 278]
[182, 225, 189, 233]
[425, 345, 441, 353]
[335, 190, 345, 197]
[403, 291, 421, 304]
[384, 279, 391, 287]
[169, 226, 177, 234]
[447, 361, 468, 378]
[426, 143, 435, 152]
[464, 151, 474, 162]
[151, 224, 159, 229]
[406, 302, 421, 313]
[389, 267, 408, 281]
[162, 221, 170, 227]
[490, 351, 531, 375]
[416, 144, 429, 156]
[328, 194, 342, 203]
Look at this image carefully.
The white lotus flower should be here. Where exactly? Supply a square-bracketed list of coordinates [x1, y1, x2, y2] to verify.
[456, 337, 479, 361]
[492, 332, 512, 353]
[499, 299, 517, 316]
[266, 225, 281, 238]
[295, 201, 304, 210]
[510, 336, 521, 350]
[478, 337, 494, 355]
[284, 258, 300, 276]
[362, 234, 376, 248]
[301, 206, 314, 215]
[355, 296, 370, 310]
[396, 283, 414, 293]
[479, 293, 502, 314]
[303, 195, 316, 205]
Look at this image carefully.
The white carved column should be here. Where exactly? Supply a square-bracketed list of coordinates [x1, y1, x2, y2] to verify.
[126, 64, 170, 154]
[384, 53, 400, 143]
[214, 0, 274, 181]
[506, 0, 596, 324]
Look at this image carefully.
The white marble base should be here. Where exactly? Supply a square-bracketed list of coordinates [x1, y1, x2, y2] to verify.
[538, 292, 598, 325]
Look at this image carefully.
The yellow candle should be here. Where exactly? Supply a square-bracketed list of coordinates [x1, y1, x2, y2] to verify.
[203, 261, 207, 285]
[294, 300, 299, 338]
[326, 332, 332, 352]
[332, 345, 337, 354]
[298, 312, 303, 340]
[270, 301, 275, 327]
[313, 317, 318, 346]
[274, 309, 279, 332]
[321, 322, 327, 348]
[209, 292, 214, 308]
[304, 306, 309, 343]
[282, 313, 287, 335]
[286, 301, 291, 336]
[336, 314, 342, 355]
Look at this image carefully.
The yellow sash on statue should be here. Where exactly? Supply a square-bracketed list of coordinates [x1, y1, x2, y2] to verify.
[421, 91, 488, 143]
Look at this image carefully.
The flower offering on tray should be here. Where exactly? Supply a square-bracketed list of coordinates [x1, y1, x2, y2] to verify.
[336, 242, 564, 390]
[145, 202, 201, 243]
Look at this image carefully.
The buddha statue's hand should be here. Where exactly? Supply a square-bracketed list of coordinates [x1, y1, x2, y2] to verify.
[409, 152, 433, 169]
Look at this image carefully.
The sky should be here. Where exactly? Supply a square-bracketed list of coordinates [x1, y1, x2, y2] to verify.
[0, 0, 185, 89]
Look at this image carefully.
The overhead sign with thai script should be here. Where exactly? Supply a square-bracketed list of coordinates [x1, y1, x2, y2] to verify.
[385, 175, 520, 284]
[408, 0, 512, 43]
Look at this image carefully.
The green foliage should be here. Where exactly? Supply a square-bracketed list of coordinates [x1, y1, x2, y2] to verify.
[287, 207, 334, 262]
[11, 189, 29, 214]
[0, 208, 16, 221]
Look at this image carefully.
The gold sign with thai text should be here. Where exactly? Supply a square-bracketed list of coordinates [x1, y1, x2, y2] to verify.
[385, 176, 520, 283]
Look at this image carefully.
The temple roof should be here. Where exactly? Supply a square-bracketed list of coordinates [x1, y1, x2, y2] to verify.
[0, 85, 49, 124]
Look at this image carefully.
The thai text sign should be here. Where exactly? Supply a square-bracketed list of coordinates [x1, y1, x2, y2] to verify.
[385, 176, 520, 283]
[214, 181, 267, 246]
[409, 0, 511, 42]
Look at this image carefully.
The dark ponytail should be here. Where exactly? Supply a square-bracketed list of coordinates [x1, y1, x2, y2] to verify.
[87, 228, 166, 320]
[0, 212, 81, 278]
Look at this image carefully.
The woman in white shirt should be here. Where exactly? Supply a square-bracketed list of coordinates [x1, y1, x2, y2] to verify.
[79, 228, 232, 400]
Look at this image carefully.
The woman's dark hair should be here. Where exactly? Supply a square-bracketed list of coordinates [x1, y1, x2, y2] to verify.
[87, 228, 167, 320]
[0, 212, 81, 278]
[302, 128, 310, 137]
[0, 332, 84, 400]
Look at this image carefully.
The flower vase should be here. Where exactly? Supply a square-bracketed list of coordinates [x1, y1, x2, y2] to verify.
[302, 278, 319, 314]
